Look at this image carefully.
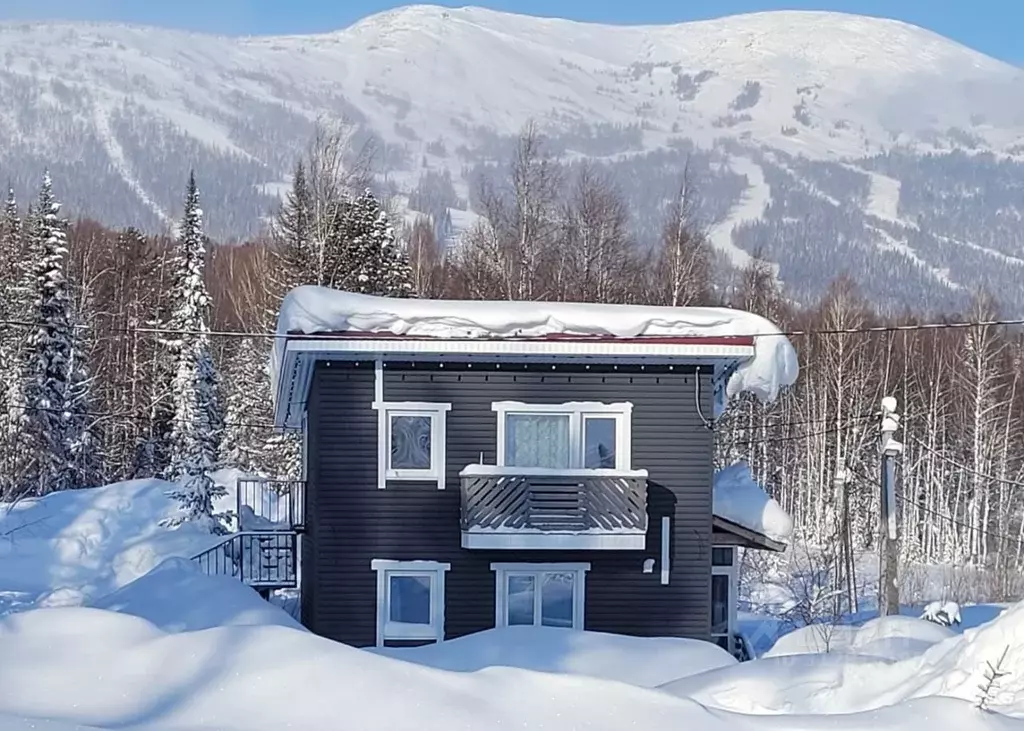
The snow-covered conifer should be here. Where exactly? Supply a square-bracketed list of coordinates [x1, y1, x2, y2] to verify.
[342, 189, 414, 297]
[273, 161, 314, 291]
[221, 336, 300, 478]
[17, 172, 76, 495]
[163, 172, 226, 532]
[0, 187, 22, 493]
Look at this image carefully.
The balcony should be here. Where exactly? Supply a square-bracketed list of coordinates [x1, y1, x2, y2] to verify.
[459, 465, 649, 550]
[236, 478, 305, 532]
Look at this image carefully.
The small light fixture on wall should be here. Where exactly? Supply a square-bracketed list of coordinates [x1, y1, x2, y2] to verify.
[642, 558, 655, 574]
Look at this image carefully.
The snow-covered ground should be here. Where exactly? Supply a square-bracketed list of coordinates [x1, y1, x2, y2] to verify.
[1, 481, 1023, 730]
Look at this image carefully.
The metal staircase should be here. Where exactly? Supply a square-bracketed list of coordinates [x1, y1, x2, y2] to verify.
[191, 479, 305, 596]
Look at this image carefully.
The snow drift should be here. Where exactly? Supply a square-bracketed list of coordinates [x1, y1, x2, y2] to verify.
[1, 596, 1022, 730]
[275, 286, 800, 406]
[0, 479, 222, 613]
[91, 558, 303, 633]
[664, 607, 1024, 716]
[4, 472, 1024, 730]
[764, 615, 956, 660]
[713, 461, 793, 542]
[377, 624, 735, 688]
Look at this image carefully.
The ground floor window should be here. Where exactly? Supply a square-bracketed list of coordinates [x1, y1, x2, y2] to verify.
[711, 547, 737, 653]
[491, 562, 590, 630]
[371, 559, 450, 646]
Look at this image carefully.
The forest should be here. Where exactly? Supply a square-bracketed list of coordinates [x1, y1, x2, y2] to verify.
[1, 120, 1022, 607]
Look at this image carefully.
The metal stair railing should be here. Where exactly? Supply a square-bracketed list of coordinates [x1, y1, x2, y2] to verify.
[190, 531, 298, 589]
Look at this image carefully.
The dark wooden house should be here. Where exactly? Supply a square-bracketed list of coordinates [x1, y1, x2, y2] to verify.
[235, 290, 796, 653]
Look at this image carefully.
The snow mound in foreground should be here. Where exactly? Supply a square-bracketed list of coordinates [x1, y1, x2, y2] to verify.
[765, 615, 956, 660]
[666, 602, 1024, 716]
[0, 601, 1019, 731]
[0, 605, 731, 731]
[898, 599, 1024, 711]
[376, 624, 735, 687]
[91, 557, 303, 633]
[713, 462, 793, 542]
[276, 286, 799, 405]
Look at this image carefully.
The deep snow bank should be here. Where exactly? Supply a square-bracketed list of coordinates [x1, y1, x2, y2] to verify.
[665, 604, 1024, 716]
[276, 286, 799, 405]
[0, 604, 1019, 731]
[91, 558, 303, 633]
[0, 606, 730, 731]
[765, 615, 956, 660]
[376, 624, 734, 687]
[0, 479, 222, 612]
[0, 470, 277, 616]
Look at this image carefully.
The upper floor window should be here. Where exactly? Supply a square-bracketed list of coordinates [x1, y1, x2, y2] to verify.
[373, 401, 452, 489]
[492, 401, 633, 470]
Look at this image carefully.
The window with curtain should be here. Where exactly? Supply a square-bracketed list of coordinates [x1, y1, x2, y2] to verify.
[493, 402, 632, 470]
[505, 413, 572, 468]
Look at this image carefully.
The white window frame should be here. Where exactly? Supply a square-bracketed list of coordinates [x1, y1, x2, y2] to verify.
[373, 401, 451, 489]
[371, 559, 450, 646]
[491, 562, 590, 630]
[492, 401, 633, 470]
[711, 548, 738, 652]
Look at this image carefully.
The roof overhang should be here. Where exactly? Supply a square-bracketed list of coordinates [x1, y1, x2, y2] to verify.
[712, 515, 787, 552]
[272, 333, 756, 429]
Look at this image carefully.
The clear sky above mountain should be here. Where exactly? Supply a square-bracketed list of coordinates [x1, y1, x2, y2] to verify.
[0, 0, 1018, 65]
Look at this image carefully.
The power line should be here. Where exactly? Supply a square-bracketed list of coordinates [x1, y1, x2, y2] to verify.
[848, 464, 1024, 551]
[896, 494, 1024, 552]
[907, 435, 1024, 489]
[9, 404, 279, 432]
[1, 314, 1023, 343]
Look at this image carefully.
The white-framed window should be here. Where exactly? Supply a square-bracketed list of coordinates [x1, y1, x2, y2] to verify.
[492, 401, 632, 470]
[491, 562, 590, 630]
[373, 401, 451, 489]
[711, 547, 737, 653]
[371, 559, 450, 646]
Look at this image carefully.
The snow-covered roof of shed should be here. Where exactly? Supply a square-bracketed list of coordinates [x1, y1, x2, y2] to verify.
[276, 286, 798, 405]
[713, 462, 793, 544]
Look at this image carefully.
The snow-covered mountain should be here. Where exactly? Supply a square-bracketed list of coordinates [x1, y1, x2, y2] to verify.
[2, 5, 1023, 310]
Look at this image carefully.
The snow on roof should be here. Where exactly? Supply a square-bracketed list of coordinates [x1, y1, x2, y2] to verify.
[275, 286, 799, 405]
[713, 462, 793, 543]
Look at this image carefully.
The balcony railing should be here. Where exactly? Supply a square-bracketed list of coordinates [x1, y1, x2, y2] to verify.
[459, 465, 648, 550]
[236, 478, 305, 532]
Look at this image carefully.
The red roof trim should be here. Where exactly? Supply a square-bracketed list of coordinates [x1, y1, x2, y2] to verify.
[287, 331, 756, 347]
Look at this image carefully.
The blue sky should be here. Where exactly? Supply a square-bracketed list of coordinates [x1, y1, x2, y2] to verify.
[1, 0, 1018, 64]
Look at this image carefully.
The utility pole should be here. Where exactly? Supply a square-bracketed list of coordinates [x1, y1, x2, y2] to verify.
[833, 458, 857, 616]
[879, 396, 902, 617]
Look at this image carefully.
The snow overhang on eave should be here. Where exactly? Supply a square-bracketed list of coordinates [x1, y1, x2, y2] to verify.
[271, 333, 756, 429]
[712, 515, 787, 553]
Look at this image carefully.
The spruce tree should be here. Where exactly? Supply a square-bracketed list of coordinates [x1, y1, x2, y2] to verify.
[0, 187, 21, 494]
[163, 172, 226, 533]
[273, 161, 314, 290]
[342, 189, 414, 297]
[0, 190, 21, 402]
[221, 336, 300, 479]
[18, 173, 75, 495]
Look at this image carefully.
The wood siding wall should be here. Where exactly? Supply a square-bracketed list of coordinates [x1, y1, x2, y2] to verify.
[302, 360, 716, 647]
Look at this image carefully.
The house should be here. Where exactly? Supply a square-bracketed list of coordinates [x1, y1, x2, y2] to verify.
[236, 287, 798, 653]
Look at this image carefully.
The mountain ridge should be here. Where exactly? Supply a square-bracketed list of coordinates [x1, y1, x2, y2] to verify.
[0, 6, 1022, 311]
